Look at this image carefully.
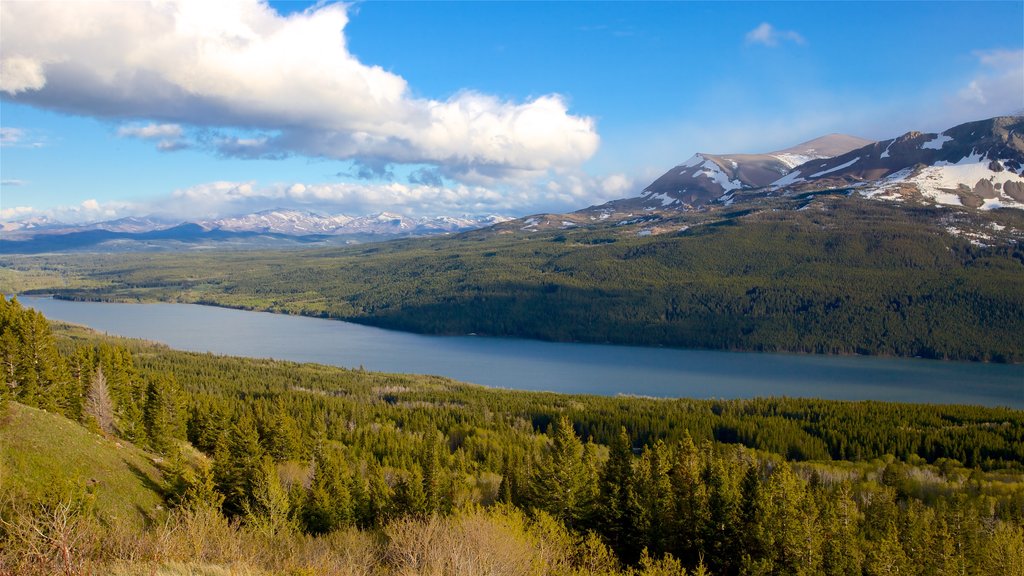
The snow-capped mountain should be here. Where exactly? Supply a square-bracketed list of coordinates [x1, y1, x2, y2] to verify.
[1, 215, 177, 237]
[629, 134, 874, 210]
[201, 209, 511, 236]
[1, 208, 515, 251]
[202, 209, 356, 235]
[496, 116, 1023, 236]
[772, 116, 1024, 210]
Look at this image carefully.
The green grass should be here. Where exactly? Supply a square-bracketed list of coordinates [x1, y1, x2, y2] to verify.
[0, 402, 167, 528]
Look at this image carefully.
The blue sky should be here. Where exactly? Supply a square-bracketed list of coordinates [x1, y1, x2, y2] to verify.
[1, 1, 1022, 222]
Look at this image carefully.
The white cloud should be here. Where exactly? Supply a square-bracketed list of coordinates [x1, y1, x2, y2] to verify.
[745, 23, 805, 47]
[1, 199, 129, 223]
[0, 1, 599, 181]
[0, 205, 36, 220]
[1, 179, 28, 186]
[0, 127, 25, 146]
[0, 126, 45, 148]
[0, 56, 45, 94]
[1, 165, 639, 224]
[117, 123, 183, 139]
[951, 50, 1023, 115]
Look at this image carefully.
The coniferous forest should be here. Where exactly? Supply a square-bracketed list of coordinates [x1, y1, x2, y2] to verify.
[2, 295, 1023, 575]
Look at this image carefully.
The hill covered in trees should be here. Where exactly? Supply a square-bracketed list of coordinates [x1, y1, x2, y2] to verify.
[2, 295, 1023, 575]
[4, 197, 1024, 362]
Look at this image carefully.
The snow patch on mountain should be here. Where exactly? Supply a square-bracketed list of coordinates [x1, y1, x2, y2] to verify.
[921, 134, 953, 150]
[772, 153, 815, 169]
[693, 160, 742, 192]
[646, 192, 680, 207]
[810, 157, 860, 178]
[772, 170, 805, 188]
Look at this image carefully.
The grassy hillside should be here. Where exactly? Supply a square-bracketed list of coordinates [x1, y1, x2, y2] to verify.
[0, 402, 167, 529]
[3, 197, 1024, 361]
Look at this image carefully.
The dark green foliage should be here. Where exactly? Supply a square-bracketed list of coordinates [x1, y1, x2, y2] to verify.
[213, 413, 265, 517]
[302, 448, 353, 534]
[527, 414, 597, 528]
[143, 373, 185, 453]
[0, 296, 70, 411]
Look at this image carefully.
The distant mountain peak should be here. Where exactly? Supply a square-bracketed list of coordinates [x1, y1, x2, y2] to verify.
[617, 133, 874, 211]
[772, 115, 1024, 210]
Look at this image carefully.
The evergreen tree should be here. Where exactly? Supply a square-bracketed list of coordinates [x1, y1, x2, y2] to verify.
[599, 427, 634, 556]
[265, 401, 303, 461]
[669, 433, 707, 565]
[391, 467, 428, 518]
[213, 412, 265, 517]
[143, 373, 183, 453]
[243, 455, 293, 537]
[529, 414, 594, 527]
[420, 431, 444, 514]
[817, 482, 864, 576]
[302, 447, 353, 534]
[628, 440, 674, 555]
[84, 365, 115, 435]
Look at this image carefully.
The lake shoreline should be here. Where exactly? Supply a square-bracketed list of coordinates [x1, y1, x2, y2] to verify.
[25, 291, 1018, 366]
[19, 295, 1024, 408]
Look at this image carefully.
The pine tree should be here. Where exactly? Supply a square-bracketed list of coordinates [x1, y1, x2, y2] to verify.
[243, 455, 293, 537]
[84, 366, 116, 435]
[391, 467, 428, 518]
[420, 431, 444, 514]
[213, 413, 265, 517]
[529, 414, 594, 527]
[265, 401, 303, 461]
[302, 448, 353, 534]
[599, 426, 634, 556]
[669, 432, 707, 565]
[143, 373, 184, 453]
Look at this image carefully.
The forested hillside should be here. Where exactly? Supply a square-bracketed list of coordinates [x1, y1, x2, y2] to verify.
[2, 295, 1023, 575]
[4, 197, 1024, 362]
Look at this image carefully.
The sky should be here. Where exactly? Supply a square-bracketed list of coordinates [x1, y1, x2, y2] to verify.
[1, 0, 1022, 223]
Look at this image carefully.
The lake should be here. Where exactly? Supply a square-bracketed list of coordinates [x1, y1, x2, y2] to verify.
[20, 296, 1023, 408]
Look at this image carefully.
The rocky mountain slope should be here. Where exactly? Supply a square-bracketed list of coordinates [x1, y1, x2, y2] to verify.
[498, 116, 1023, 238]
[773, 116, 1024, 210]
[612, 133, 873, 211]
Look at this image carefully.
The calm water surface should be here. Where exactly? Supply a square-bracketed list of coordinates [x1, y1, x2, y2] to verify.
[21, 296, 1023, 408]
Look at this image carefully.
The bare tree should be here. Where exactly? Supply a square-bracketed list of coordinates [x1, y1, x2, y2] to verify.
[84, 366, 115, 435]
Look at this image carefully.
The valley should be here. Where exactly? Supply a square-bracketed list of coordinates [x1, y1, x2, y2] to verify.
[6, 194, 1023, 362]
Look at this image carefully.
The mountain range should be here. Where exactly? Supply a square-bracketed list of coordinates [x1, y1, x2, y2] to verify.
[0, 210, 512, 253]
[501, 115, 1024, 234]
[2, 116, 1022, 252]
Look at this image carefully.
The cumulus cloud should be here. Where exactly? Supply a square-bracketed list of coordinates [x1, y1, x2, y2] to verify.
[1, 198, 129, 223]
[2, 166, 641, 224]
[745, 23, 805, 47]
[0, 205, 37, 220]
[952, 50, 1023, 114]
[117, 123, 183, 139]
[118, 122, 188, 151]
[1, 127, 25, 146]
[0, 1, 599, 181]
